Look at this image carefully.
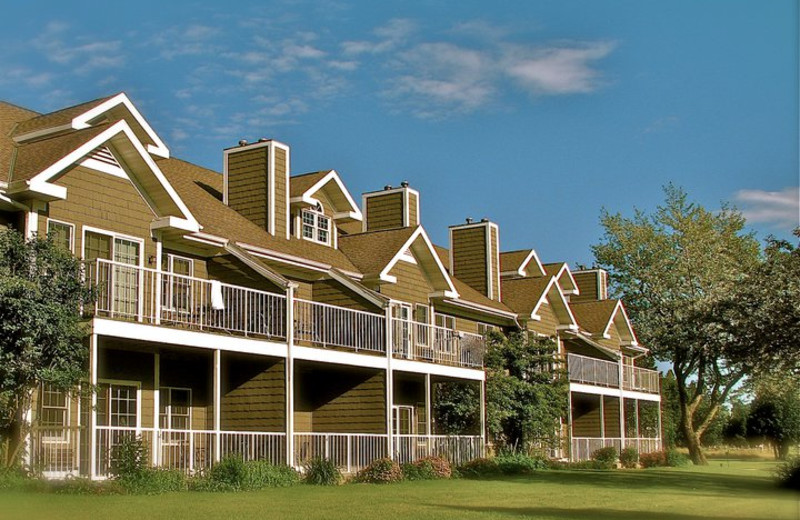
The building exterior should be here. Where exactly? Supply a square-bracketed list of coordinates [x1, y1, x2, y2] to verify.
[0, 93, 660, 478]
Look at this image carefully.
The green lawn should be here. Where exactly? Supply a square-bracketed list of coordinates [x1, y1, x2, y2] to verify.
[1, 460, 796, 520]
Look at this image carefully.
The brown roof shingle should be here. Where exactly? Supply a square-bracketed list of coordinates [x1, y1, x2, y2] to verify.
[501, 277, 553, 316]
[569, 299, 619, 335]
[500, 249, 533, 274]
[290, 171, 331, 199]
[12, 95, 115, 138]
[338, 227, 417, 276]
[0, 101, 40, 183]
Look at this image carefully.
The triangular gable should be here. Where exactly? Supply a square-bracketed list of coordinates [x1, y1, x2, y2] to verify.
[14, 93, 169, 158]
[530, 277, 578, 329]
[501, 249, 546, 278]
[380, 227, 458, 298]
[9, 119, 198, 234]
[604, 300, 640, 348]
[547, 263, 579, 295]
[290, 170, 362, 222]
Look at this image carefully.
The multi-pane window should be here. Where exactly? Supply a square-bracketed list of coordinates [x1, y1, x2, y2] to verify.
[97, 383, 138, 427]
[301, 209, 331, 245]
[47, 220, 74, 253]
[162, 254, 193, 314]
[40, 383, 69, 442]
[159, 387, 191, 431]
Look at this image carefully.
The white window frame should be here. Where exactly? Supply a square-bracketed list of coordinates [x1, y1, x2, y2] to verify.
[159, 386, 192, 445]
[39, 383, 71, 444]
[300, 208, 331, 246]
[97, 379, 141, 430]
[46, 218, 75, 253]
[80, 225, 145, 266]
[162, 254, 194, 314]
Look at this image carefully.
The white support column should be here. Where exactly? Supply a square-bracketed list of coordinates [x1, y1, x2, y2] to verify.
[25, 203, 39, 239]
[635, 399, 640, 441]
[213, 349, 221, 462]
[152, 352, 160, 466]
[153, 238, 162, 326]
[285, 285, 295, 467]
[385, 306, 394, 459]
[619, 359, 626, 448]
[425, 373, 432, 437]
[89, 333, 98, 480]
[567, 391, 574, 461]
[599, 395, 605, 442]
[479, 378, 486, 456]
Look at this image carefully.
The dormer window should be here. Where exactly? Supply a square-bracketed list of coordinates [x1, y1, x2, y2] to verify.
[301, 207, 331, 245]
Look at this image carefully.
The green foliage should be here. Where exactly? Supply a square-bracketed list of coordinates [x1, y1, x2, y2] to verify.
[119, 468, 186, 495]
[0, 467, 30, 490]
[456, 457, 500, 478]
[402, 456, 452, 481]
[485, 331, 567, 453]
[591, 447, 618, 469]
[619, 447, 639, 468]
[747, 375, 800, 460]
[0, 228, 95, 466]
[433, 381, 479, 434]
[303, 457, 342, 486]
[47, 476, 123, 495]
[110, 436, 148, 479]
[775, 456, 800, 490]
[494, 453, 549, 474]
[593, 185, 762, 464]
[666, 449, 690, 467]
[193, 458, 300, 491]
[639, 449, 691, 468]
[354, 457, 403, 484]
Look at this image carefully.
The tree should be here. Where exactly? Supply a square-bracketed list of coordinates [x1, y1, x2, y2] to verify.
[432, 380, 480, 435]
[747, 376, 800, 460]
[593, 185, 761, 464]
[0, 228, 94, 467]
[484, 331, 568, 454]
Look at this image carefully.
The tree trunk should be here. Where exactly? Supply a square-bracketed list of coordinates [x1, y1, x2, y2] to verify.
[679, 402, 708, 465]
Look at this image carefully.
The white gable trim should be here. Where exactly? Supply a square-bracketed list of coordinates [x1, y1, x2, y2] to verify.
[530, 277, 579, 327]
[72, 93, 170, 158]
[379, 227, 459, 298]
[23, 120, 198, 231]
[291, 170, 363, 221]
[602, 300, 640, 347]
[551, 263, 579, 295]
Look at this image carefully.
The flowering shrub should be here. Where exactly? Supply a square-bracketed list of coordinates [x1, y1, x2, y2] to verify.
[402, 456, 452, 480]
[354, 458, 403, 484]
[619, 447, 639, 468]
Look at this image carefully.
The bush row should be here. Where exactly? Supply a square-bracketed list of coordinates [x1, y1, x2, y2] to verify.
[353, 456, 453, 484]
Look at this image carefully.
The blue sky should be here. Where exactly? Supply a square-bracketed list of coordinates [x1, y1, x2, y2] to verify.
[1, 0, 797, 266]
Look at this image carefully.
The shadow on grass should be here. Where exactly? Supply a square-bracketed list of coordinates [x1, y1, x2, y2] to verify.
[465, 466, 789, 499]
[434, 504, 781, 520]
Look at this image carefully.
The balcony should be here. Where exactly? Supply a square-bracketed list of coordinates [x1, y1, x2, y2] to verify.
[567, 353, 659, 394]
[84, 259, 485, 369]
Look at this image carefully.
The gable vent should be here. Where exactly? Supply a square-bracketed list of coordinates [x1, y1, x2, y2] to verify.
[90, 147, 122, 168]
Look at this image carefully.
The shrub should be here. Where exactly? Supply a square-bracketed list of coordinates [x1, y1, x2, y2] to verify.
[48, 476, 123, 495]
[119, 468, 186, 495]
[495, 453, 549, 475]
[0, 468, 30, 491]
[776, 456, 800, 490]
[591, 447, 618, 469]
[639, 449, 691, 468]
[402, 456, 452, 481]
[205, 455, 247, 491]
[241, 461, 300, 489]
[355, 458, 403, 484]
[665, 448, 690, 467]
[304, 457, 342, 486]
[457, 457, 500, 478]
[619, 447, 639, 469]
[111, 436, 148, 478]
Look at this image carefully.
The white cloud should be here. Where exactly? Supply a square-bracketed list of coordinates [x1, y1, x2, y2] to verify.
[735, 187, 800, 230]
[342, 18, 416, 55]
[32, 22, 124, 72]
[644, 115, 680, 134]
[502, 41, 616, 95]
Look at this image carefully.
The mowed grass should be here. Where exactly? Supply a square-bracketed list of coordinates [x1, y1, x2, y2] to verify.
[1, 460, 796, 520]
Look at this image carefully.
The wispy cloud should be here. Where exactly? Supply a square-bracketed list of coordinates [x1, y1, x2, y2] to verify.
[32, 22, 124, 73]
[735, 187, 799, 230]
[342, 18, 417, 55]
[146, 24, 221, 59]
[644, 115, 680, 134]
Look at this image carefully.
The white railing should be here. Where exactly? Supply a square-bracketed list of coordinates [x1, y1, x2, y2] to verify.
[29, 426, 85, 477]
[293, 433, 388, 473]
[391, 319, 486, 368]
[293, 299, 386, 353]
[392, 435, 484, 467]
[570, 436, 662, 461]
[622, 365, 660, 394]
[219, 431, 286, 466]
[567, 353, 620, 388]
[87, 258, 287, 340]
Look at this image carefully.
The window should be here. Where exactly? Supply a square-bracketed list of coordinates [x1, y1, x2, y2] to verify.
[96, 382, 139, 428]
[477, 323, 497, 336]
[47, 220, 74, 253]
[162, 254, 193, 314]
[40, 383, 69, 442]
[414, 304, 430, 347]
[159, 387, 191, 431]
[434, 314, 455, 330]
[301, 208, 331, 245]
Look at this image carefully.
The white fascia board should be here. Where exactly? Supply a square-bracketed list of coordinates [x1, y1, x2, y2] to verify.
[12, 123, 73, 143]
[429, 290, 460, 299]
[72, 93, 170, 158]
[299, 170, 363, 221]
[441, 298, 517, 321]
[522, 249, 546, 277]
[15, 180, 67, 200]
[292, 345, 388, 370]
[183, 232, 229, 248]
[392, 358, 485, 381]
[554, 263, 580, 295]
[92, 318, 288, 358]
[236, 241, 345, 275]
[150, 216, 201, 233]
[381, 227, 458, 295]
[225, 242, 291, 289]
[328, 268, 387, 308]
[529, 277, 556, 320]
[569, 382, 662, 402]
[557, 324, 580, 332]
[536, 278, 578, 328]
[26, 120, 197, 228]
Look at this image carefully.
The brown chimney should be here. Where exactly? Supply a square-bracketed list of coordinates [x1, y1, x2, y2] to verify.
[361, 182, 420, 232]
[571, 268, 609, 302]
[223, 139, 290, 238]
[449, 218, 501, 301]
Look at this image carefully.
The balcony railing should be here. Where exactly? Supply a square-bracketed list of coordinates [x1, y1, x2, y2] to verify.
[570, 436, 661, 461]
[567, 353, 659, 394]
[391, 318, 485, 368]
[83, 259, 485, 369]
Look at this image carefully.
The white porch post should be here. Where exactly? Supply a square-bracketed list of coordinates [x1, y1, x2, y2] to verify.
[479, 377, 486, 457]
[619, 359, 626, 448]
[567, 390, 574, 461]
[385, 306, 394, 459]
[153, 352, 160, 467]
[425, 373, 432, 437]
[285, 285, 295, 467]
[89, 333, 98, 480]
[599, 395, 605, 443]
[213, 349, 221, 462]
[153, 238, 162, 325]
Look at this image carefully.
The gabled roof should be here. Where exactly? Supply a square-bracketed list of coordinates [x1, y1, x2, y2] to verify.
[12, 93, 169, 158]
[0, 101, 39, 183]
[500, 249, 546, 278]
[158, 157, 361, 275]
[290, 170, 362, 221]
[339, 226, 457, 296]
[569, 299, 639, 347]
[542, 262, 579, 295]
[501, 276, 577, 327]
